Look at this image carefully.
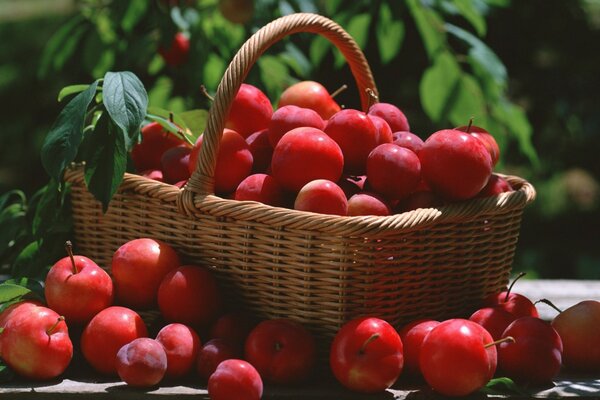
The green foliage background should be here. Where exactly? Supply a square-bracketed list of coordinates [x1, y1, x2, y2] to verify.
[0, 0, 599, 280]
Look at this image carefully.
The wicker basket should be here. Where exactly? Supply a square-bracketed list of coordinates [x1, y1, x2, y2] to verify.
[65, 13, 535, 350]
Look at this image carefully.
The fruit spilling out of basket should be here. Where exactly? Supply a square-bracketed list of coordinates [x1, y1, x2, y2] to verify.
[132, 80, 512, 216]
[1, 240, 599, 398]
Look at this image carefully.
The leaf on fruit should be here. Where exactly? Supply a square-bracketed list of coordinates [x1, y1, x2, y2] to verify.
[451, 0, 487, 36]
[41, 80, 99, 183]
[482, 377, 530, 395]
[81, 113, 128, 212]
[420, 52, 461, 123]
[102, 71, 149, 149]
[376, 3, 405, 65]
[335, 13, 371, 68]
[0, 283, 31, 305]
[407, 0, 446, 59]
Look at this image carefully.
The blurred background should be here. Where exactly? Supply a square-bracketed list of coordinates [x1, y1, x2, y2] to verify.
[0, 0, 599, 280]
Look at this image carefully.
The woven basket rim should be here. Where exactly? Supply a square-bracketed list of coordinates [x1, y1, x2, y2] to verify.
[65, 165, 536, 237]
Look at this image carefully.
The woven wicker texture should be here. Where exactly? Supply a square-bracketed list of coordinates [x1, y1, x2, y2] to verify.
[65, 13, 536, 356]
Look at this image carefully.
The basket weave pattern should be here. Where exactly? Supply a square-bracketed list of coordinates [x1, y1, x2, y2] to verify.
[65, 13, 536, 348]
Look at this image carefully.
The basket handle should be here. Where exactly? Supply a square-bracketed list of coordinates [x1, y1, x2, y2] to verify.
[185, 13, 378, 196]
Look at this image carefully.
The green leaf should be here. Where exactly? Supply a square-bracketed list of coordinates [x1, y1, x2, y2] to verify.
[281, 43, 312, 77]
[482, 377, 530, 395]
[452, 0, 487, 36]
[203, 53, 226, 91]
[31, 180, 70, 240]
[0, 190, 26, 213]
[0, 204, 27, 259]
[445, 23, 507, 89]
[38, 15, 85, 79]
[407, 0, 446, 58]
[420, 52, 461, 123]
[0, 362, 15, 383]
[41, 80, 99, 183]
[376, 3, 405, 64]
[179, 110, 208, 141]
[82, 114, 128, 212]
[448, 74, 487, 126]
[335, 14, 371, 68]
[0, 283, 31, 304]
[493, 100, 540, 167]
[309, 36, 330, 67]
[102, 71, 149, 149]
[121, 0, 148, 33]
[57, 84, 90, 102]
[323, 0, 343, 15]
[257, 55, 290, 100]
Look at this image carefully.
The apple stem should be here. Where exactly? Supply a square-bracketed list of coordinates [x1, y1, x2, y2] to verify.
[330, 84, 348, 99]
[535, 298, 563, 314]
[65, 241, 77, 274]
[365, 88, 379, 109]
[46, 316, 65, 336]
[484, 336, 515, 349]
[359, 333, 380, 355]
[465, 117, 474, 133]
[505, 272, 527, 302]
[200, 85, 215, 102]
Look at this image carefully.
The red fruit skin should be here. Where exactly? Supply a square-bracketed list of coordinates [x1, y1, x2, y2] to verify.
[131, 122, 185, 172]
[419, 129, 493, 201]
[81, 306, 148, 376]
[325, 109, 379, 175]
[484, 292, 539, 319]
[140, 169, 164, 182]
[245, 319, 317, 384]
[234, 173, 286, 207]
[0, 301, 42, 357]
[197, 338, 240, 379]
[368, 115, 394, 146]
[0, 305, 73, 380]
[271, 127, 344, 192]
[278, 81, 340, 120]
[225, 83, 273, 138]
[456, 125, 500, 166]
[366, 144, 421, 200]
[347, 192, 391, 216]
[155, 323, 201, 379]
[392, 131, 424, 154]
[111, 238, 181, 310]
[552, 300, 600, 372]
[397, 319, 440, 377]
[368, 103, 410, 132]
[160, 145, 191, 184]
[330, 317, 404, 393]
[395, 190, 442, 213]
[116, 338, 167, 387]
[469, 307, 516, 341]
[208, 359, 263, 400]
[477, 174, 513, 198]
[245, 129, 273, 173]
[188, 129, 254, 195]
[45, 254, 113, 326]
[294, 179, 348, 216]
[268, 105, 325, 148]
[158, 265, 222, 328]
[420, 319, 497, 397]
[337, 175, 367, 199]
[159, 32, 190, 67]
[498, 317, 563, 385]
[209, 312, 257, 353]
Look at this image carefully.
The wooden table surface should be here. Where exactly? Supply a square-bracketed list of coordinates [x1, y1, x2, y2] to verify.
[1, 279, 599, 399]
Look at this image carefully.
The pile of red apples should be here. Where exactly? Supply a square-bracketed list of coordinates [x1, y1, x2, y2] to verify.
[133, 81, 511, 216]
[1, 239, 599, 399]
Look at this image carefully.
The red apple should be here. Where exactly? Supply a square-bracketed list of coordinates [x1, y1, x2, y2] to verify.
[294, 179, 348, 216]
[209, 312, 257, 353]
[477, 174, 513, 198]
[347, 192, 390, 216]
[234, 173, 286, 207]
[398, 319, 440, 377]
[81, 306, 148, 375]
[392, 131, 424, 154]
[469, 307, 516, 341]
[116, 338, 167, 387]
[245, 318, 316, 384]
[160, 145, 191, 184]
[268, 105, 325, 148]
[483, 273, 539, 319]
[0, 305, 73, 380]
[366, 143, 421, 200]
[369, 115, 394, 146]
[111, 238, 181, 310]
[245, 129, 273, 173]
[330, 317, 404, 393]
[368, 103, 410, 132]
[278, 81, 340, 120]
[208, 359, 263, 400]
[159, 32, 190, 67]
[197, 338, 239, 380]
[225, 83, 273, 138]
[155, 323, 201, 379]
[44, 241, 113, 325]
[420, 319, 497, 397]
[131, 122, 185, 172]
[456, 124, 500, 166]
